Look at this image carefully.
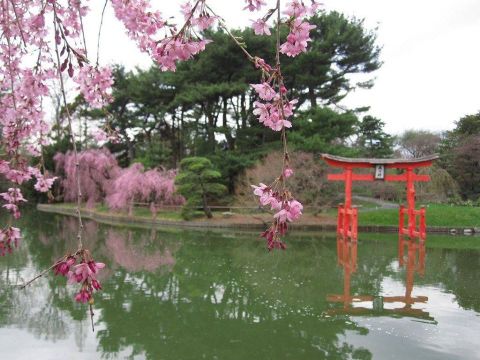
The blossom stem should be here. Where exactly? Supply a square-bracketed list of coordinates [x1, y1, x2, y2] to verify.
[205, 4, 255, 63]
[96, 0, 109, 66]
[19, 255, 67, 290]
[89, 303, 95, 332]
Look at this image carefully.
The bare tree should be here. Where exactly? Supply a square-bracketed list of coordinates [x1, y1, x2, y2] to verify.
[396, 129, 441, 158]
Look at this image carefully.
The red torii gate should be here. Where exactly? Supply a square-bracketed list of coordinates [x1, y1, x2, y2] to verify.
[322, 154, 439, 241]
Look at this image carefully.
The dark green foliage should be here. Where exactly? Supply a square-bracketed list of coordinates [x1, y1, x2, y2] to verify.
[356, 115, 393, 158]
[290, 107, 359, 153]
[452, 112, 480, 136]
[283, 11, 382, 107]
[175, 157, 227, 219]
[210, 150, 264, 194]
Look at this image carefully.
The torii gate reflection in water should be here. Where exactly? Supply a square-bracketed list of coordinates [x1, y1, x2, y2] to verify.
[327, 236, 431, 320]
[322, 154, 439, 242]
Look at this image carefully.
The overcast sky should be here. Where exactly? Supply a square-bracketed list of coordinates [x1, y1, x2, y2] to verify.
[83, 0, 480, 134]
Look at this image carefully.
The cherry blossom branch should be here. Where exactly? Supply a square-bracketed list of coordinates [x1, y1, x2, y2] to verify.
[96, 0, 109, 66]
[7, 0, 26, 46]
[275, 0, 290, 182]
[19, 255, 69, 289]
[204, 4, 255, 63]
[77, 2, 88, 58]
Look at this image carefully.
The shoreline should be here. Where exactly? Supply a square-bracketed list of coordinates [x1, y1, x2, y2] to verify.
[37, 203, 478, 235]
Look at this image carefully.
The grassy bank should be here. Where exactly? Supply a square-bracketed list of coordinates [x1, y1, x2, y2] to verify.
[358, 232, 480, 250]
[38, 202, 480, 233]
[359, 204, 480, 227]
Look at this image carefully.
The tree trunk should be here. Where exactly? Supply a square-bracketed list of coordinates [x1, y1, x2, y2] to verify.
[223, 97, 234, 150]
[308, 86, 317, 108]
[200, 183, 213, 218]
[240, 93, 247, 129]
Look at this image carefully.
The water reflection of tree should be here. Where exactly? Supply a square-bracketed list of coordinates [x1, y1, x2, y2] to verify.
[105, 228, 178, 273]
[0, 213, 90, 343]
[410, 247, 480, 313]
[93, 232, 373, 359]
[1, 212, 181, 348]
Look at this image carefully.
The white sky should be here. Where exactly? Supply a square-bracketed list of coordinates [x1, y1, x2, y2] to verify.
[82, 0, 480, 134]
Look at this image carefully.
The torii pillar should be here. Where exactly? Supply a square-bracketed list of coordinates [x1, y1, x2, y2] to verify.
[322, 154, 439, 242]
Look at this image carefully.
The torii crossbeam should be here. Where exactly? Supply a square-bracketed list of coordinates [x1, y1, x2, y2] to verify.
[322, 154, 439, 241]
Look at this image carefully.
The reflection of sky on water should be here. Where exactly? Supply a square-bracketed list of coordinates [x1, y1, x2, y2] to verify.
[346, 283, 480, 360]
[1, 212, 479, 359]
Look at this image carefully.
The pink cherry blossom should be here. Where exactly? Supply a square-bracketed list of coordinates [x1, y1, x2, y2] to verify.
[71, 262, 92, 283]
[287, 200, 303, 221]
[1, 188, 27, 219]
[283, 167, 294, 178]
[254, 57, 273, 72]
[280, 19, 317, 57]
[0, 188, 26, 203]
[251, 19, 271, 36]
[75, 288, 92, 303]
[52, 251, 105, 303]
[87, 261, 105, 274]
[91, 279, 102, 291]
[54, 256, 77, 276]
[252, 99, 294, 131]
[251, 82, 277, 101]
[34, 176, 57, 192]
[280, 1, 320, 57]
[251, 183, 269, 196]
[274, 199, 303, 223]
[244, 0, 267, 12]
[75, 65, 113, 109]
[0, 227, 21, 256]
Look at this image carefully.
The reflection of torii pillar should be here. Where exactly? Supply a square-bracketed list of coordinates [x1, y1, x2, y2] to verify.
[327, 237, 432, 320]
[322, 154, 438, 241]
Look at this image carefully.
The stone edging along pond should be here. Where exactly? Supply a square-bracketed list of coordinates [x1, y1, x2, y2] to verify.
[37, 204, 479, 235]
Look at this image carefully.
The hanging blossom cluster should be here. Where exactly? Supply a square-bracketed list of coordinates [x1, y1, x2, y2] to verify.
[53, 250, 105, 304]
[251, 82, 298, 131]
[252, 183, 303, 250]
[247, 0, 320, 249]
[75, 65, 114, 109]
[92, 128, 121, 143]
[280, 0, 318, 56]
[0, 226, 21, 257]
[1, 188, 27, 220]
[111, 0, 217, 71]
[249, 0, 318, 56]
[244, 0, 267, 12]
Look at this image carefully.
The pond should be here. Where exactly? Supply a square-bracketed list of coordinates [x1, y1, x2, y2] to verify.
[1, 210, 479, 359]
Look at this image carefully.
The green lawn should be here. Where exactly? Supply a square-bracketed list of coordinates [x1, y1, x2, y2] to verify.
[54, 203, 202, 221]
[359, 204, 480, 227]
[357, 232, 480, 250]
[94, 204, 206, 221]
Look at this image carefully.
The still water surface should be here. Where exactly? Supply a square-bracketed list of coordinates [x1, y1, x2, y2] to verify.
[0, 211, 479, 359]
